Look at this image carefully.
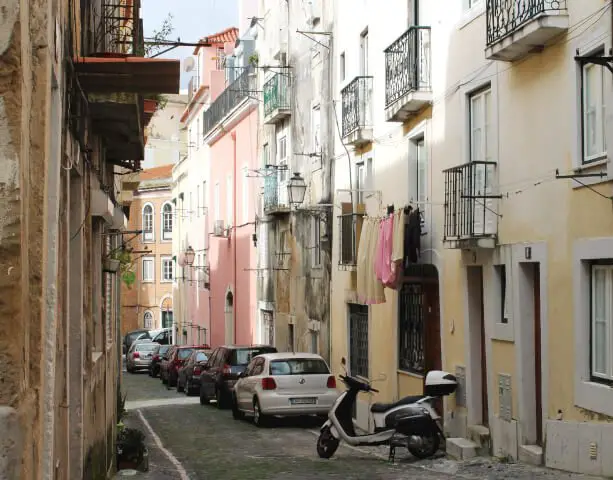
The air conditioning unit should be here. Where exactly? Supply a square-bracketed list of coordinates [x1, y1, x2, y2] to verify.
[213, 219, 225, 237]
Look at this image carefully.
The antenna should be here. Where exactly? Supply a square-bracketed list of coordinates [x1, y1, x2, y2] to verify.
[183, 56, 195, 73]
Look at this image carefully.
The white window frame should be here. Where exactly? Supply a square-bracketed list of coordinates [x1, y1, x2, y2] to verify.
[582, 53, 607, 164]
[142, 256, 154, 283]
[311, 216, 321, 268]
[463, 0, 482, 11]
[161, 256, 174, 283]
[360, 28, 369, 76]
[226, 175, 233, 226]
[161, 202, 173, 241]
[590, 264, 613, 382]
[312, 104, 321, 153]
[143, 310, 154, 329]
[242, 165, 249, 224]
[142, 203, 154, 242]
[214, 182, 220, 221]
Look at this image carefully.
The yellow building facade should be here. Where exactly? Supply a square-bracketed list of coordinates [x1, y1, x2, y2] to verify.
[331, 0, 613, 475]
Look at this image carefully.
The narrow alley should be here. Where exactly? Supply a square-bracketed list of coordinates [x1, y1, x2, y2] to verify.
[118, 372, 605, 480]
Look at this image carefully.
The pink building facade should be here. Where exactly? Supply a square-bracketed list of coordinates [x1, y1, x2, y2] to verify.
[175, 23, 258, 348]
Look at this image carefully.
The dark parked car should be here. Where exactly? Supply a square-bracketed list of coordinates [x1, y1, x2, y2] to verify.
[149, 344, 171, 378]
[123, 329, 150, 355]
[199, 345, 277, 409]
[159, 346, 177, 385]
[177, 349, 210, 395]
[162, 345, 207, 388]
[151, 328, 172, 345]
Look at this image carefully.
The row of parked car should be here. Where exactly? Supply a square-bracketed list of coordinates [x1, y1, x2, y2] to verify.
[124, 330, 340, 427]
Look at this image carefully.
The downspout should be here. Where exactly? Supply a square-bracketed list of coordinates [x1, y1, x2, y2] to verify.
[232, 130, 238, 344]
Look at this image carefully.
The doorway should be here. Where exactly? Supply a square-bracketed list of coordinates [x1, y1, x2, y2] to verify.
[225, 291, 234, 344]
[533, 264, 542, 445]
[467, 266, 489, 427]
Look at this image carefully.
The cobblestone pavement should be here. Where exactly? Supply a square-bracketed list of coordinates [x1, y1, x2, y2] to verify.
[119, 373, 607, 480]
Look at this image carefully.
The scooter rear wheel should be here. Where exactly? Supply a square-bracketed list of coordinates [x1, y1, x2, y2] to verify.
[317, 427, 340, 459]
[407, 431, 440, 459]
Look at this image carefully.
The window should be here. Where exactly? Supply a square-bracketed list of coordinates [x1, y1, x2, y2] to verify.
[196, 185, 200, 217]
[144, 311, 153, 329]
[142, 204, 154, 241]
[161, 257, 174, 282]
[288, 323, 294, 351]
[202, 181, 207, 213]
[270, 358, 329, 376]
[582, 55, 607, 163]
[162, 203, 173, 240]
[310, 331, 319, 354]
[311, 216, 321, 267]
[415, 137, 427, 220]
[214, 182, 220, 220]
[494, 265, 509, 324]
[263, 142, 270, 166]
[312, 105, 321, 152]
[142, 257, 154, 282]
[470, 87, 493, 163]
[278, 135, 288, 181]
[242, 166, 249, 224]
[349, 304, 369, 378]
[340, 52, 345, 81]
[360, 29, 369, 76]
[463, 0, 481, 10]
[591, 264, 613, 382]
[226, 175, 233, 225]
[398, 284, 425, 374]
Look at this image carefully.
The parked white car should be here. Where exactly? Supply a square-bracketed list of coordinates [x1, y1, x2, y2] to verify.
[231, 352, 339, 427]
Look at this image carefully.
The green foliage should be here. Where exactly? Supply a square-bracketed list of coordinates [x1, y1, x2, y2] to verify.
[248, 52, 259, 67]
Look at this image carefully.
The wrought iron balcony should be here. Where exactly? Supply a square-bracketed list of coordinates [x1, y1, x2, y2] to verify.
[341, 76, 373, 146]
[96, 0, 143, 55]
[263, 167, 290, 215]
[203, 65, 255, 137]
[443, 161, 499, 249]
[338, 212, 364, 270]
[486, 0, 568, 62]
[188, 75, 199, 103]
[263, 71, 291, 124]
[384, 26, 432, 122]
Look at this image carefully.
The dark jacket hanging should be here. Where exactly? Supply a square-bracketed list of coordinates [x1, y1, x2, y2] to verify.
[405, 208, 421, 265]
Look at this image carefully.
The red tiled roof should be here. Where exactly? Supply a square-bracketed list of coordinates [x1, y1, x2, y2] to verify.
[138, 164, 173, 181]
[193, 27, 239, 54]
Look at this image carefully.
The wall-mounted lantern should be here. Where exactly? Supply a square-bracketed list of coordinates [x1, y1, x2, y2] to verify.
[287, 172, 307, 207]
[184, 246, 195, 266]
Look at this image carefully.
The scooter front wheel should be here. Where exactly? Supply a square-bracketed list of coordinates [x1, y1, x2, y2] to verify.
[407, 431, 440, 459]
[317, 427, 340, 459]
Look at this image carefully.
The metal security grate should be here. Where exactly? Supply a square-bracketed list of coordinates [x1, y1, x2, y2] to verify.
[398, 283, 425, 374]
[349, 304, 369, 378]
[341, 76, 373, 138]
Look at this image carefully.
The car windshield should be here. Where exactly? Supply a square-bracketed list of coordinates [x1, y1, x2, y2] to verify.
[178, 348, 194, 360]
[270, 358, 329, 376]
[231, 347, 277, 366]
[158, 345, 170, 355]
[195, 352, 208, 363]
[137, 344, 158, 352]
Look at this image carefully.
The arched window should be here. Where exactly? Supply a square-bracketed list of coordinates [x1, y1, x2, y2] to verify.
[142, 203, 154, 241]
[143, 311, 153, 329]
[162, 202, 173, 240]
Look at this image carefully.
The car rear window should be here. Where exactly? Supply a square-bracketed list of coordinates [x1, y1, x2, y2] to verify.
[195, 352, 208, 363]
[178, 348, 194, 360]
[231, 347, 277, 366]
[137, 344, 158, 352]
[127, 332, 147, 344]
[270, 359, 330, 376]
[158, 345, 170, 355]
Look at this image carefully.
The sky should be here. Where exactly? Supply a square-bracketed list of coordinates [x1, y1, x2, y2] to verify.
[141, 0, 239, 89]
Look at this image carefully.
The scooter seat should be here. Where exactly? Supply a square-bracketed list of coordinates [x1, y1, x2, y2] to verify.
[370, 395, 425, 413]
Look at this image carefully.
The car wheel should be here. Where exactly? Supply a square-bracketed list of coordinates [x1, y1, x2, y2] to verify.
[177, 378, 184, 393]
[199, 387, 210, 405]
[231, 394, 244, 420]
[253, 397, 269, 428]
[185, 379, 192, 396]
[216, 388, 227, 409]
[161, 373, 167, 385]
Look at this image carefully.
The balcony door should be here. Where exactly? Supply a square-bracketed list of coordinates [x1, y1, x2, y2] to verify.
[360, 29, 369, 76]
[469, 87, 496, 236]
[276, 127, 289, 205]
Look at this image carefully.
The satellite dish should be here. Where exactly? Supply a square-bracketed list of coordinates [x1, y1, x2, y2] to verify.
[183, 57, 195, 73]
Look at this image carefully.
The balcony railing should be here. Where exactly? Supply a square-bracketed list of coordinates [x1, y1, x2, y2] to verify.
[341, 76, 373, 139]
[97, 0, 142, 55]
[338, 213, 364, 269]
[203, 65, 254, 136]
[384, 26, 431, 108]
[263, 168, 290, 214]
[443, 161, 498, 245]
[263, 71, 291, 122]
[188, 75, 199, 103]
[486, 0, 567, 46]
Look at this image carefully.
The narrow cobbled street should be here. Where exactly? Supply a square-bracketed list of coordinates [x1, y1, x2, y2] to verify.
[120, 372, 605, 480]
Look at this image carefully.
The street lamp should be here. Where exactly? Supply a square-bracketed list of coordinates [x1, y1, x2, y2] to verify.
[185, 246, 195, 266]
[287, 172, 307, 207]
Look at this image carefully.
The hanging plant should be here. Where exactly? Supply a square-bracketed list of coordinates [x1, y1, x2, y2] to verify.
[248, 52, 259, 67]
[112, 248, 135, 288]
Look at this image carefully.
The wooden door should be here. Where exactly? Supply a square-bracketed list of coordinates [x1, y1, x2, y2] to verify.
[478, 269, 489, 427]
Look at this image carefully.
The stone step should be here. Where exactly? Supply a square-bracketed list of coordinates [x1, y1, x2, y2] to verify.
[446, 437, 478, 460]
[519, 444, 543, 466]
[467, 424, 491, 455]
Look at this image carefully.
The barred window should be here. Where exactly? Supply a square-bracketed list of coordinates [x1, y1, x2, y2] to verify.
[398, 283, 425, 374]
[349, 304, 369, 378]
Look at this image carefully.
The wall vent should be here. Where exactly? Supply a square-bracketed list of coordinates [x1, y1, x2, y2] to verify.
[498, 373, 512, 422]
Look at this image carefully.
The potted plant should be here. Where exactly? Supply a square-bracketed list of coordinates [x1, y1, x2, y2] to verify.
[116, 427, 148, 471]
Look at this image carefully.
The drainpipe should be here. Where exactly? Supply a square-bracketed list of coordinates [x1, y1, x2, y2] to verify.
[232, 130, 238, 344]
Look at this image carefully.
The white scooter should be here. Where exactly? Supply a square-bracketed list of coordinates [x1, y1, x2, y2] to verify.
[317, 362, 457, 462]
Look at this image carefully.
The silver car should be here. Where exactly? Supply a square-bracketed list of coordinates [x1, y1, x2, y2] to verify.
[126, 342, 160, 373]
[231, 352, 339, 427]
